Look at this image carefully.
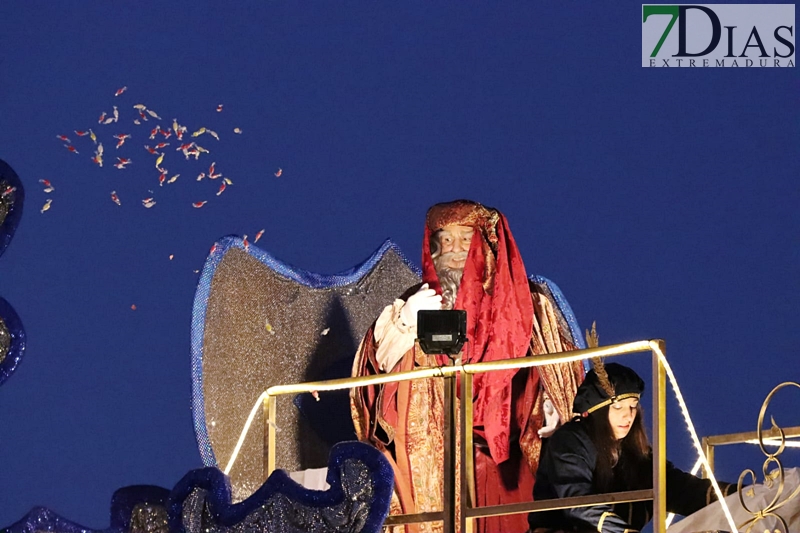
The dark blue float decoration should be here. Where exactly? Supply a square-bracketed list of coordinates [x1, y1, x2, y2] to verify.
[4, 442, 394, 533]
[0, 158, 24, 259]
[0, 158, 26, 387]
[0, 297, 27, 387]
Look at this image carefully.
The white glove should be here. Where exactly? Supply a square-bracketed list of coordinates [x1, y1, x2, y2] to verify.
[537, 397, 560, 438]
[399, 283, 442, 329]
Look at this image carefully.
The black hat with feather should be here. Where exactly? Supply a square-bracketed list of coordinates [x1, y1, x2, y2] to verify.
[573, 322, 645, 417]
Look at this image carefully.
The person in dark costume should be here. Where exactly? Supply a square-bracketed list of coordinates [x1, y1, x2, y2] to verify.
[527, 362, 738, 533]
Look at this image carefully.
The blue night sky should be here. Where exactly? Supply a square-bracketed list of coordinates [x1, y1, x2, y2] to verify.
[0, 2, 797, 529]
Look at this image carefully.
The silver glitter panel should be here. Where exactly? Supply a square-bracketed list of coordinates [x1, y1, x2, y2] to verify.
[202, 247, 419, 501]
[180, 458, 375, 533]
[0, 316, 9, 366]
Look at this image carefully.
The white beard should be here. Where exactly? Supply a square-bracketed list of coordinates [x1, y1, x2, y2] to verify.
[433, 251, 466, 310]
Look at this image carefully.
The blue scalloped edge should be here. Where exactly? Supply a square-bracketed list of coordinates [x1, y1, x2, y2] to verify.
[3, 443, 392, 533]
[190, 237, 420, 466]
[0, 297, 27, 387]
[0, 158, 25, 260]
[168, 441, 393, 533]
[2, 485, 170, 533]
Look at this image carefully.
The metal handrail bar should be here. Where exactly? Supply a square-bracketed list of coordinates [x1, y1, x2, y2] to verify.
[262, 340, 653, 398]
[701, 425, 800, 478]
[382, 489, 654, 525]
[705, 425, 800, 447]
[466, 489, 655, 519]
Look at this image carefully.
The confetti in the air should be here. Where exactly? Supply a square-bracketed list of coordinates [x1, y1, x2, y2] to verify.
[274, 168, 282, 177]
[242, 234, 249, 251]
[41, 199, 52, 213]
[92, 143, 104, 167]
[131, 304, 137, 310]
[53, 86, 283, 227]
[169, 254, 174, 260]
[113, 134, 131, 149]
[254, 229, 264, 243]
[321, 328, 330, 336]
[39, 179, 55, 193]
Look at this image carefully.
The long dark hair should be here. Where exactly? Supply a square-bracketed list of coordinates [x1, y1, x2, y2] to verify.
[584, 403, 650, 492]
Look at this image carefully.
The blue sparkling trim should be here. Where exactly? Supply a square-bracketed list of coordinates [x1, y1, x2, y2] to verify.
[0, 297, 26, 387]
[0, 158, 24, 259]
[3, 485, 169, 533]
[190, 237, 420, 467]
[2, 444, 392, 533]
[530, 275, 589, 372]
[168, 441, 393, 533]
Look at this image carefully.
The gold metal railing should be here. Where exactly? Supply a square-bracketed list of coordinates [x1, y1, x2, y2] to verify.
[697, 383, 800, 533]
[702, 425, 800, 478]
[231, 339, 671, 532]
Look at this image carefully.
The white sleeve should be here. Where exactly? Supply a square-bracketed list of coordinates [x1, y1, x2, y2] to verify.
[374, 299, 417, 372]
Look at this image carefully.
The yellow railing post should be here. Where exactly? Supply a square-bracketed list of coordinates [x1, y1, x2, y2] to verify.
[652, 340, 667, 533]
[265, 393, 276, 477]
[442, 358, 458, 533]
[460, 369, 475, 533]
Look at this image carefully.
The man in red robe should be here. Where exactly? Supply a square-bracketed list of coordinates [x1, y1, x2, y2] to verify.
[351, 200, 584, 533]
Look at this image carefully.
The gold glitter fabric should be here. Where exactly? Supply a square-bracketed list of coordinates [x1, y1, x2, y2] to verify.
[128, 503, 169, 533]
[200, 244, 419, 501]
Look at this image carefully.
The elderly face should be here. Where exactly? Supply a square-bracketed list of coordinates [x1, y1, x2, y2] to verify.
[435, 225, 473, 269]
[608, 397, 638, 440]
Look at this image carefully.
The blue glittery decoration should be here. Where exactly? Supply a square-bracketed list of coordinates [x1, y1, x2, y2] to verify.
[190, 237, 418, 467]
[168, 441, 393, 533]
[0, 297, 26, 387]
[530, 275, 589, 372]
[3, 485, 169, 533]
[0, 158, 24, 259]
[3, 443, 393, 533]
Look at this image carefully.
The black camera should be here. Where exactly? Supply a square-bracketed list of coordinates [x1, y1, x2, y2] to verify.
[416, 310, 467, 357]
